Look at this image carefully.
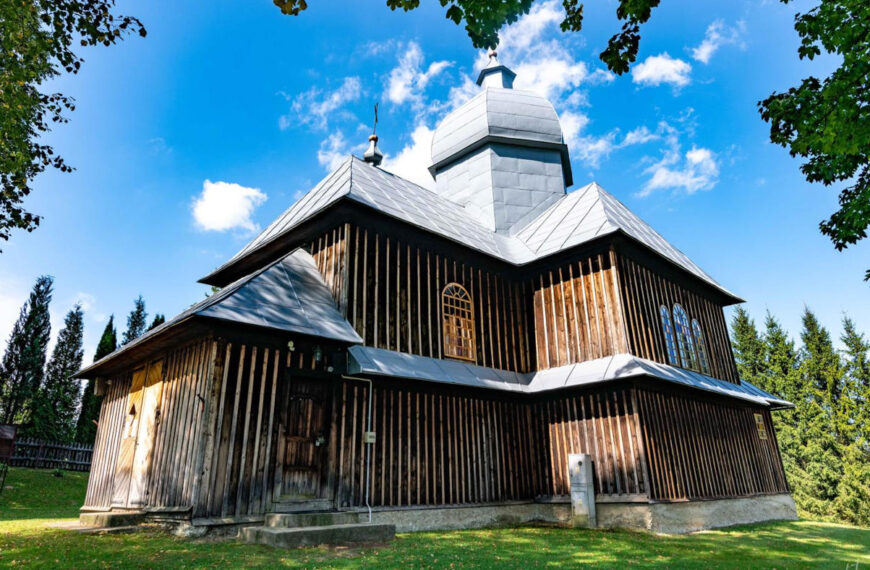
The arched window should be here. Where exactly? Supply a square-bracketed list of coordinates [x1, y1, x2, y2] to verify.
[672, 304, 698, 370]
[442, 283, 476, 361]
[692, 319, 711, 375]
[659, 305, 679, 366]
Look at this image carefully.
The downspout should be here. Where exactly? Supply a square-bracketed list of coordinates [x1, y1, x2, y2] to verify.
[341, 375, 373, 523]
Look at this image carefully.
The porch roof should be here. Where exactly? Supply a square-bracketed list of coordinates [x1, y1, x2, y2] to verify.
[75, 248, 361, 379]
[346, 346, 793, 409]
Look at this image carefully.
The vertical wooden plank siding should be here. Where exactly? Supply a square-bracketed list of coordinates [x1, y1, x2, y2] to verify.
[617, 254, 740, 383]
[532, 253, 627, 370]
[312, 224, 534, 373]
[635, 388, 788, 501]
[335, 382, 648, 508]
[83, 372, 132, 509]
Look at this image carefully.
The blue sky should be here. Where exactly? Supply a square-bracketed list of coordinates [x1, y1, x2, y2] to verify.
[1, 0, 867, 362]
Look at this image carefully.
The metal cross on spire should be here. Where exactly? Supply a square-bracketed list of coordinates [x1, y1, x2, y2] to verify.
[364, 101, 383, 166]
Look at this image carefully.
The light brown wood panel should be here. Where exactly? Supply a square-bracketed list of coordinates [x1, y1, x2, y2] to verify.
[533, 251, 628, 370]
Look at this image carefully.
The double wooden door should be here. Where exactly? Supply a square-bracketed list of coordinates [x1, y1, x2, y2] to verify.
[273, 374, 334, 507]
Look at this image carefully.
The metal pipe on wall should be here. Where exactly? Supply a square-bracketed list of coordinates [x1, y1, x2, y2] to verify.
[341, 375, 374, 523]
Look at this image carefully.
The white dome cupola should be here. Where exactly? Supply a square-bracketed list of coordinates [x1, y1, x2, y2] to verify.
[429, 51, 573, 234]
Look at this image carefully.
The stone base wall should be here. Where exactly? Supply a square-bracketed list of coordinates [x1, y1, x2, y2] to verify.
[364, 493, 797, 534]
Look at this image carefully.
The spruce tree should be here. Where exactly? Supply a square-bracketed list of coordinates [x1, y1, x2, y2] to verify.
[148, 314, 165, 330]
[25, 305, 84, 442]
[121, 296, 148, 345]
[75, 316, 117, 443]
[835, 316, 870, 525]
[0, 275, 53, 425]
[796, 308, 844, 519]
[730, 307, 766, 386]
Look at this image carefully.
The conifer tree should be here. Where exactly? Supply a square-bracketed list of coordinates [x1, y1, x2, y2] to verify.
[148, 314, 165, 331]
[835, 317, 870, 525]
[730, 307, 766, 386]
[25, 305, 84, 442]
[795, 308, 844, 518]
[0, 275, 53, 424]
[121, 296, 148, 345]
[75, 316, 117, 443]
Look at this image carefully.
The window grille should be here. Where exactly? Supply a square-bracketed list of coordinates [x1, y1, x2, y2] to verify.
[660, 305, 680, 366]
[672, 304, 698, 370]
[442, 283, 476, 362]
[692, 319, 711, 375]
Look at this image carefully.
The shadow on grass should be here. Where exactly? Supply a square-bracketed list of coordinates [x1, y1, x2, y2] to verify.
[0, 468, 88, 522]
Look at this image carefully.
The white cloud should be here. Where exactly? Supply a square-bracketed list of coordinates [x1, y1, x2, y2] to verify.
[73, 292, 106, 323]
[622, 126, 659, 146]
[387, 42, 451, 108]
[692, 20, 746, 64]
[641, 145, 719, 196]
[192, 180, 267, 233]
[280, 76, 362, 131]
[561, 112, 660, 169]
[632, 53, 692, 88]
[382, 124, 436, 190]
[494, 0, 610, 102]
[317, 132, 351, 172]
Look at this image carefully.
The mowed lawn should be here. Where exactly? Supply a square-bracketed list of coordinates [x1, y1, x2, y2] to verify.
[0, 468, 867, 568]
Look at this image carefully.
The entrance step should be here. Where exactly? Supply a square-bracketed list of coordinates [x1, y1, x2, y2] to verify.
[79, 511, 146, 528]
[243, 522, 395, 549]
[264, 512, 361, 528]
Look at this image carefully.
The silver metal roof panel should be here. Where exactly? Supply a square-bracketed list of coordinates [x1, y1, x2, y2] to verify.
[347, 347, 791, 408]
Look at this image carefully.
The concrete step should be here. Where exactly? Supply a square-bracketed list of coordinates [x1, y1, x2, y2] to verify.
[264, 512, 361, 528]
[79, 511, 146, 528]
[243, 523, 395, 549]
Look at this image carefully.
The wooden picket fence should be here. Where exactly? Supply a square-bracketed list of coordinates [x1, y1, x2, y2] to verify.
[9, 438, 93, 471]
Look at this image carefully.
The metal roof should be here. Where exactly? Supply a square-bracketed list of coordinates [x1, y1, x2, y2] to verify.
[430, 87, 565, 168]
[76, 249, 360, 378]
[203, 158, 737, 300]
[348, 346, 792, 409]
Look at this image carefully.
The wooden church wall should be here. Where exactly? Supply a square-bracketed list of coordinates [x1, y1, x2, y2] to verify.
[531, 250, 628, 370]
[82, 338, 215, 510]
[311, 223, 535, 373]
[334, 378, 539, 509]
[635, 387, 789, 501]
[617, 254, 740, 383]
[530, 387, 648, 498]
[83, 371, 132, 509]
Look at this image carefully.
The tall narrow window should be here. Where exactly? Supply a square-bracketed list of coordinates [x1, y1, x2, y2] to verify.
[659, 305, 679, 365]
[672, 304, 698, 370]
[692, 319, 711, 375]
[442, 283, 476, 361]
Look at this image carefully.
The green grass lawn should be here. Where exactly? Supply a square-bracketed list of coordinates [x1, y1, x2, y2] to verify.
[0, 468, 867, 568]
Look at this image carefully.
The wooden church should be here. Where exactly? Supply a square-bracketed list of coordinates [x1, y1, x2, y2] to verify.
[77, 53, 796, 540]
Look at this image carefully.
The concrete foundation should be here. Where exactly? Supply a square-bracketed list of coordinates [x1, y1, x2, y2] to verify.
[364, 493, 797, 534]
[78, 493, 797, 537]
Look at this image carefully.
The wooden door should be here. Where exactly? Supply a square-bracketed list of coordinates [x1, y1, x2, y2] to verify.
[128, 361, 164, 507]
[274, 374, 332, 505]
[112, 367, 146, 507]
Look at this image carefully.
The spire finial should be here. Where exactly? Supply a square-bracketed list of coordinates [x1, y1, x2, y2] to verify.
[363, 102, 383, 166]
[476, 49, 516, 89]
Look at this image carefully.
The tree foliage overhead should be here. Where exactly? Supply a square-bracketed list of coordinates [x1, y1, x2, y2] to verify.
[758, 0, 870, 280]
[0, 0, 145, 248]
[272, 0, 660, 74]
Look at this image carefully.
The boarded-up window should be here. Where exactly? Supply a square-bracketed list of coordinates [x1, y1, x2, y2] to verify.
[442, 283, 476, 361]
[754, 413, 768, 440]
